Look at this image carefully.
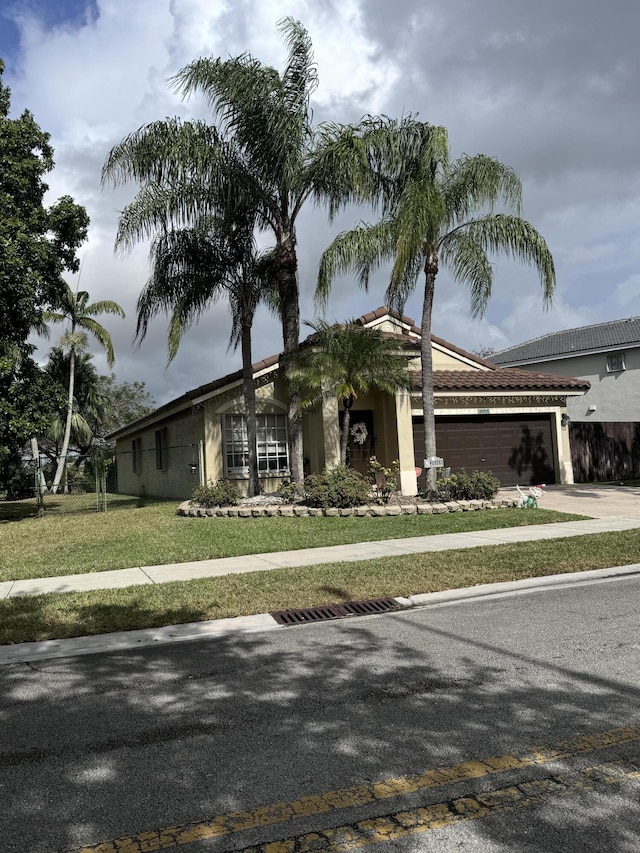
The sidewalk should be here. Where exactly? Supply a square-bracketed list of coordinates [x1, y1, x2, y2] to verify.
[2, 515, 640, 665]
[2, 516, 639, 600]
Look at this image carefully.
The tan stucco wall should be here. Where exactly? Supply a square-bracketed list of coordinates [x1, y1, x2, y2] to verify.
[204, 375, 292, 496]
[431, 346, 484, 370]
[114, 407, 205, 499]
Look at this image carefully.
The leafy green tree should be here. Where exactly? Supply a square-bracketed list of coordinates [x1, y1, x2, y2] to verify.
[290, 321, 411, 465]
[318, 123, 555, 491]
[136, 215, 278, 496]
[102, 19, 376, 485]
[94, 374, 155, 438]
[0, 60, 89, 483]
[44, 285, 125, 493]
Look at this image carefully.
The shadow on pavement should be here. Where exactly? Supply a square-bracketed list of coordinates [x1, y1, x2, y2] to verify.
[1, 583, 639, 852]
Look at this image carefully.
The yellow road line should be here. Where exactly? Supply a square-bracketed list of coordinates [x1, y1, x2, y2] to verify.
[243, 760, 640, 853]
[70, 722, 640, 853]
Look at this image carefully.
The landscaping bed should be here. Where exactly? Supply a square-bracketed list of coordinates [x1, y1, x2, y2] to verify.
[178, 496, 520, 518]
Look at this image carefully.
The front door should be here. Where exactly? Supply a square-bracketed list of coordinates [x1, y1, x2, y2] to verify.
[340, 410, 375, 477]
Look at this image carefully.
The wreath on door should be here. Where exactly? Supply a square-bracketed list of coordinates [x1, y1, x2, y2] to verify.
[350, 422, 368, 445]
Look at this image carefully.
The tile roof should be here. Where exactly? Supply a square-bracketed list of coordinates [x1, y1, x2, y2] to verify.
[107, 307, 589, 439]
[412, 369, 590, 393]
[490, 317, 640, 364]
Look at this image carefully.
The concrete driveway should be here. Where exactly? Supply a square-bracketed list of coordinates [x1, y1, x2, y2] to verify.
[499, 483, 640, 519]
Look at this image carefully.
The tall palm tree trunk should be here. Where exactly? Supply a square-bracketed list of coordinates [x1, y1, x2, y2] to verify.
[421, 253, 439, 495]
[340, 400, 353, 466]
[51, 346, 76, 494]
[241, 316, 259, 497]
[278, 230, 304, 485]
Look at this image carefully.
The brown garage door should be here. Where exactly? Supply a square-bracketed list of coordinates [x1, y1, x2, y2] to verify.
[413, 414, 556, 488]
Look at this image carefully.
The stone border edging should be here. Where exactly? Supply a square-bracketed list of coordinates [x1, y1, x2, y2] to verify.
[177, 498, 519, 517]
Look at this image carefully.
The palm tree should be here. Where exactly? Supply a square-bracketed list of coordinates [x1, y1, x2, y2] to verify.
[317, 124, 555, 492]
[44, 348, 105, 461]
[101, 18, 379, 485]
[136, 215, 278, 496]
[44, 285, 125, 493]
[289, 320, 412, 465]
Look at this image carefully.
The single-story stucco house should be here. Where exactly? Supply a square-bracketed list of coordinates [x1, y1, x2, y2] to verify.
[107, 307, 590, 499]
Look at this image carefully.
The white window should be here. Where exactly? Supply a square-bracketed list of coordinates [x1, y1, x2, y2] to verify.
[224, 413, 289, 475]
[606, 353, 625, 373]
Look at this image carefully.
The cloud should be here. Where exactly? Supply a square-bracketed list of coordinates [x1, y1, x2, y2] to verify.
[6, 0, 640, 405]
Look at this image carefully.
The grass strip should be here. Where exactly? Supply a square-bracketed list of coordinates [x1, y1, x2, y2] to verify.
[1, 530, 638, 645]
[0, 507, 583, 582]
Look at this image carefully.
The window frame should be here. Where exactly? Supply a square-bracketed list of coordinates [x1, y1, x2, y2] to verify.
[606, 352, 625, 373]
[155, 427, 168, 471]
[224, 412, 289, 477]
[132, 437, 142, 475]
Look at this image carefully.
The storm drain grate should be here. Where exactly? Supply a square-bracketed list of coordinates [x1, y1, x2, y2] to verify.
[271, 597, 400, 626]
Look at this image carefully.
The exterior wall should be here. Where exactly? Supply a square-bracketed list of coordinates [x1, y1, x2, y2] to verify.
[114, 407, 205, 499]
[431, 347, 484, 371]
[204, 374, 292, 496]
[517, 348, 640, 422]
[303, 396, 340, 474]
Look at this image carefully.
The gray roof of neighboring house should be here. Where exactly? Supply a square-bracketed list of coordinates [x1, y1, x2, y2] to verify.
[490, 317, 640, 365]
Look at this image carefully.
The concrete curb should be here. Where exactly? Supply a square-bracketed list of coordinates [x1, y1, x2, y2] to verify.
[399, 562, 640, 608]
[1, 563, 639, 666]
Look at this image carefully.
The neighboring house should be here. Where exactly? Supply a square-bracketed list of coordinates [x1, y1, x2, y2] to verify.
[490, 317, 640, 481]
[107, 308, 589, 498]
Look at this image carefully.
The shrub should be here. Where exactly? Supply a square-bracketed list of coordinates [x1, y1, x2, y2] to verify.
[304, 466, 371, 508]
[191, 479, 240, 508]
[367, 457, 400, 504]
[4, 466, 35, 500]
[433, 469, 501, 502]
[278, 480, 301, 503]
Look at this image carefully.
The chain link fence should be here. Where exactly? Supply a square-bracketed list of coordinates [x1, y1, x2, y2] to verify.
[0, 443, 203, 519]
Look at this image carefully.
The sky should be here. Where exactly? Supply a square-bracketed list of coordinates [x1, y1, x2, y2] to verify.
[2, 0, 640, 407]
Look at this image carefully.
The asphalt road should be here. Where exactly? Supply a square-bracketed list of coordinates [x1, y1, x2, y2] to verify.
[2, 574, 640, 853]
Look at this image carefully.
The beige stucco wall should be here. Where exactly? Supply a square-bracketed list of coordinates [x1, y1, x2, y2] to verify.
[114, 407, 205, 499]
[203, 374, 292, 496]
[431, 346, 486, 371]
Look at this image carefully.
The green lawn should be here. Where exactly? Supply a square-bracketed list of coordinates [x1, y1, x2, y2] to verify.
[0, 504, 584, 582]
[1, 529, 638, 645]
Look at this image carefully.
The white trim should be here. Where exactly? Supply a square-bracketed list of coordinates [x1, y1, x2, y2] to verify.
[412, 405, 566, 417]
[192, 362, 280, 406]
[214, 396, 288, 415]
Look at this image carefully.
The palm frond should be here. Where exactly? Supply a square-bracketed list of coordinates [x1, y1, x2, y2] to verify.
[451, 214, 556, 314]
[172, 51, 307, 192]
[290, 320, 411, 410]
[79, 318, 116, 366]
[385, 252, 423, 315]
[279, 17, 318, 116]
[102, 119, 224, 188]
[316, 219, 398, 307]
[85, 300, 126, 319]
[443, 154, 523, 223]
[439, 229, 494, 317]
